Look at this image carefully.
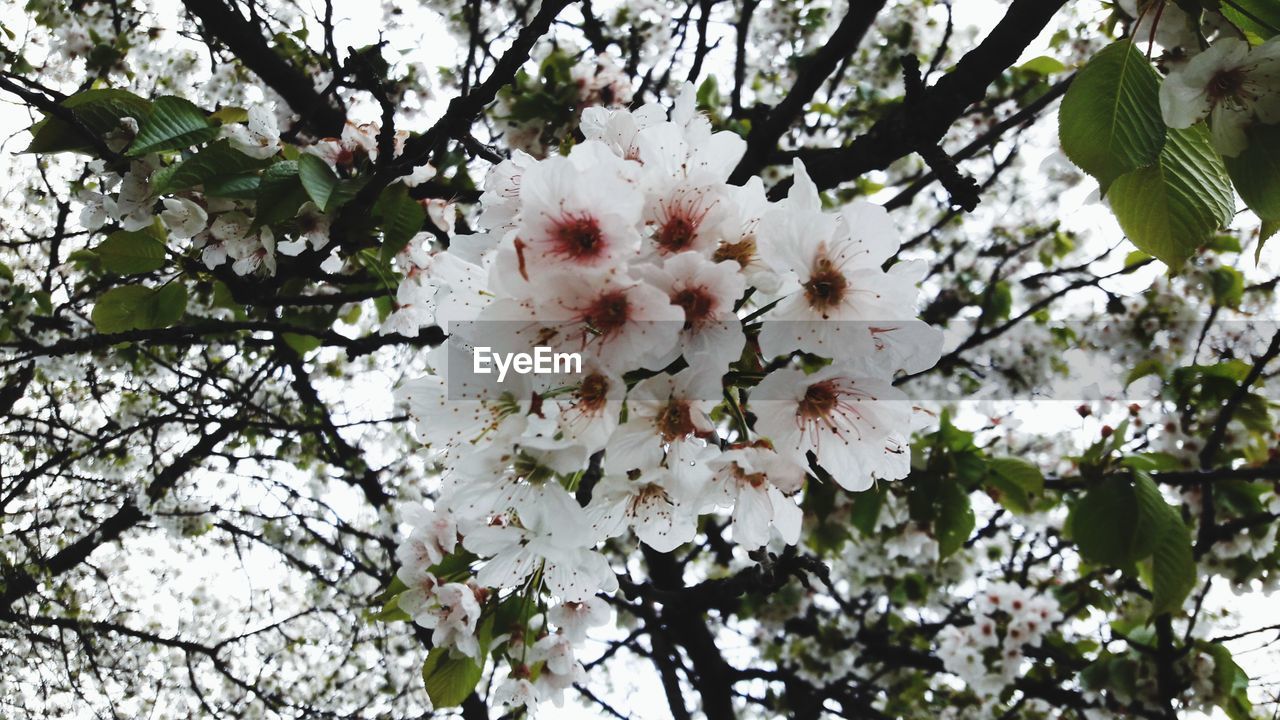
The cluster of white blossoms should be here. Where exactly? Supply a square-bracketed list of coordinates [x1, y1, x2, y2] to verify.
[79, 104, 444, 278]
[387, 84, 941, 710]
[935, 582, 1063, 697]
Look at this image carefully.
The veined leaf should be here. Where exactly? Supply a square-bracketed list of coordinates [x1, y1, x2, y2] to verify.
[151, 140, 271, 194]
[421, 648, 483, 709]
[297, 153, 339, 211]
[95, 224, 168, 274]
[1059, 41, 1165, 192]
[126, 96, 219, 156]
[1108, 124, 1233, 267]
[24, 89, 152, 155]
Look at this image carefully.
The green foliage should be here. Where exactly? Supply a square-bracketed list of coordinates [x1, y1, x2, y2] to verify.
[420, 647, 483, 709]
[297, 153, 339, 211]
[255, 160, 308, 227]
[24, 89, 152, 154]
[1107, 124, 1233, 267]
[375, 185, 425, 260]
[94, 223, 168, 274]
[1224, 122, 1280, 223]
[1215, 0, 1280, 39]
[90, 283, 188, 333]
[1058, 41, 1165, 192]
[985, 457, 1044, 514]
[125, 95, 219, 156]
[151, 140, 272, 194]
[1203, 641, 1255, 719]
[1071, 472, 1196, 617]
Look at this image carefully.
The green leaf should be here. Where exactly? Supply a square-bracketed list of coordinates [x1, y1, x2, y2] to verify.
[375, 185, 425, 260]
[1224, 121, 1280, 222]
[1019, 55, 1066, 76]
[986, 457, 1044, 514]
[1125, 358, 1166, 388]
[283, 333, 322, 355]
[1219, 0, 1280, 39]
[95, 225, 168, 274]
[203, 173, 262, 199]
[1209, 266, 1245, 308]
[91, 285, 153, 333]
[849, 486, 884, 536]
[208, 106, 249, 125]
[125, 95, 219, 156]
[24, 89, 152, 155]
[1059, 41, 1165, 192]
[935, 480, 974, 559]
[297, 153, 339, 210]
[148, 283, 188, 328]
[90, 283, 187, 333]
[1133, 473, 1195, 616]
[1108, 124, 1234, 266]
[421, 648, 483, 709]
[256, 160, 308, 227]
[151, 140, 271, 194]
[1072, 475, 1155, 567]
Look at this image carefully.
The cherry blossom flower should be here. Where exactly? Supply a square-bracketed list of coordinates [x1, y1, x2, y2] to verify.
[1160, 37, 1280, 156]
[708, 447, 805, 550]
[159, 197, 207, 239]
[603, 367, 721, 485]
[221, 103, 281, 159]
[637, 252, 746, 376]
[548, 597, 611, 643]
[752, 364, 912, 489]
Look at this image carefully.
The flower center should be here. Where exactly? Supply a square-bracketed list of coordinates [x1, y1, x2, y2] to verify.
[1208, 68, 1247, 103]
[551, 214, 605, 260]
[803, 257, 848, 315]
[671, 287, 715, 329]
[657, 399, 696, 442]
[798, 381, 839, 422]
[657, 215, 697, 254]
[713, 237, 757, 269]
[576, 373, 611, 412]
[583, 290, 630, 335]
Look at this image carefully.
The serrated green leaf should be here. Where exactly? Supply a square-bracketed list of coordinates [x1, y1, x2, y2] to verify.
[95, 226, 167, 274]
[421, 648, 483, 709]
[151, 140, 271, 194]
[1133, 472, 1195, 616]
[126, 96, 219, 156]
[297, 153, 339, 210]
[1225, 121, 1280, 222]
[935, 480, 974, 559]
[1108, 124, 1233, 266]
[256, 160, 308, 227]
[24, 89, 152, 155]
[1059, 41, 1166, 192]
[147, 283, 188, 328]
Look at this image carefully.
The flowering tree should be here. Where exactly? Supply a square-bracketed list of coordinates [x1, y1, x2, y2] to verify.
[3, 0, 1280, 718]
